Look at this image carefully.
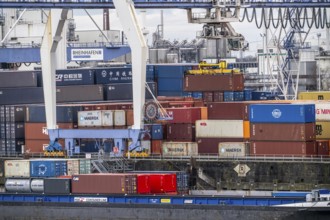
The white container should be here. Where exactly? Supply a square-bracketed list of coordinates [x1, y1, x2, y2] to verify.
[162, 142, 198, 156]
[218, 142, 248, 157]
[101, 110, 114, 126]
[196, 120, 244, 138]
[78, 111, 102, 127]
[5, 160, 30, 177]
[315, 103, 330, 121]
[30, 179, 44, 193]
[67, 159, 80, 175]
[5, 179, 30, 192]
[114, 110, 126, 126]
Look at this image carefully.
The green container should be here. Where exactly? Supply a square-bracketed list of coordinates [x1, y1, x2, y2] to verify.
[79, 159, 91, 174]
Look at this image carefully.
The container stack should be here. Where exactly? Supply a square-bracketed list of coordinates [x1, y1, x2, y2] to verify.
[314, 102, 330, 156]
[249, 104, 317, 157]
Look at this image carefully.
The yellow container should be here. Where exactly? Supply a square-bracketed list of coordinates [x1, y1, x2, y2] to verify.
[316, 121, 330, 139]
[200, 107, 208, 120]
[243, 121, 250, 139]
[298, 91, 330, 100]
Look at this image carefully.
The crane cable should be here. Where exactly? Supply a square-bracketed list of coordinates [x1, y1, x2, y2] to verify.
[240, 7, 330, 29]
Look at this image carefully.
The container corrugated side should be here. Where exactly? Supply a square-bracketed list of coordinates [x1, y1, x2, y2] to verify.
[30, 160, 67, 177]
[162, 142, 198, 156]
[44, 178, 71, 194]
[218, 142, 249, 157]
[249, 104, 315, 123]
[298, 91, 330, 100]
[78, 111, 102, 127]
[0, 71, 38, 88]
[196, 120, 244, 138]
[67, 159, 80, 176]
[114, 110, 126, 126]
[315, 103, 330, 121]
[79, 159, 91, 174]
[5, 160, 30, 177]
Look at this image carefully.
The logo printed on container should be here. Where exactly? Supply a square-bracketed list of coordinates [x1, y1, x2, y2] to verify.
[272, 109, 282, 119]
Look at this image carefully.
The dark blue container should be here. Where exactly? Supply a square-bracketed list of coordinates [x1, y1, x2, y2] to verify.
[244, 89, 253, 101]
[5, 106, 26, 122]
[55, 69, 95, 86]
[224, 91, 234, 102]
[0, 87, 44, 105]
[104, 82, 157, 101]
[25, 105, 73, 123]
[30, 160, 67, 177]
[0, 123, 5, 139]
[252, 91, 275, 100]
[151, 124, 164, 140]
[79, 139, 113, 153]
[234, 91, 244, 101]
[155, 65, 192, 78]
[157, 91, 191, 97]
[249, 104, 316, 123]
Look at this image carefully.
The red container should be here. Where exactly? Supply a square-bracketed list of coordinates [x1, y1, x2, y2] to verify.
[25, 122, 74, 140]
[137, 173, 177, 194]
[165, 107, 201, 123]
[316, 140, 330, 156]
[151, 140, 162, 154]
[250, 123, 316, 141]
[71, 174, 137, 194]
[168, 101, 194, 108]
[196, 138, 244, 154]
[184, 74, 244, 92]
[207, 102, 249, 120]
[249, 141, 317, 157]
[126, 109, 134, 126]
[166, 123, 195, 141]
[213, 92, 224, 102]
[136, 174, 151, 194]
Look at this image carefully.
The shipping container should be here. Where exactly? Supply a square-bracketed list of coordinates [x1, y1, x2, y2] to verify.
[67, 159, 80, 176]
[249, 141, 317, 156]
[6, 123, 24, 139]
[30, 179, 44, 192]
[79, 139, 113, 153]
[315, 103, 330, 121]
[114, 110, 126, 127]
[316, 140, 330, 156]
[24, 139, 65, 153]
[252, 91, 276, 100]
[315, 121, 330, 139]
[25, 105, 73, 123]
[71, 174, 137, 194]
[298, 91, 330, 100]
[250, 123, 316, 141]
[207, 102, 249, 120]
[0, 70, 38, 88]
[224, 91, 234, 102]
[243, 121, 250, 139]
[149, 173, 177, 193]
[104, 82, 157, 101]
[213, 91, 224, 102]
[196, 120, 244, 138]
[79, 159, 91, 174]
[150, 124, 164, 140]
[155, 65, 192, 78]
[166, 123, 195, 141]
[6, 138, 24, 154]
[56, 85, 104, 103]
[249, 104, 315, 123]
[151, 140, 162, 155]
[234, 91, 244, 101]
[183, 74, 244, 92]
[25, 123, 74, 140]
[30, 160, 67, 178]
[202, 92, 213, 103]
[5, 105, 26, 122]
[44, 178, 71, 194]
[55, 69, 95, 86]
[197, 138, 244, 154]
[244, 89, 253, 101]
[128, 140, 151, 155]
[162, 142, 198, 156]
[5, 160, 30, 177]
[218, 142, 249, 157]
[165, 107, 201, 124]
[0, 87, 44, 105]
[78, 110, 114, 127]
[126, 109, 134, 126]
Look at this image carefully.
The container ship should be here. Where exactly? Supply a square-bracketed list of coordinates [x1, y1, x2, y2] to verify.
[1, 1, 330, 219]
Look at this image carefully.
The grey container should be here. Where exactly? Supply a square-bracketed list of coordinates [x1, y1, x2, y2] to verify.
[0, 87, 44, 105]
[0, 123, 5, 139]
[44, 178, 71, 194]
[0, 70, 38, 88]
[104, 82, 157, 101]
[25, 105, 73, 123]
[6, 138, 24, 154]
[56, 85, 104, 103]
[6, 122, 25, 139]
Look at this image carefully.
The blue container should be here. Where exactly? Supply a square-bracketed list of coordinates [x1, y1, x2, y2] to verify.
[249, 104, 315, 123]
[244, 89, 253, 101]
[25, 105, 73, 123]
[192, 92, 203, 99]
[234, 91, 244, 101]
[151, 124, 164, 140]
[157, 78, 183, 91]
[224, 91, 234, 102]
[157, 91, 190, 97]
[252, 91, 275, 100]
[30, 160, 67, 177]
[155, 65, 192, 78]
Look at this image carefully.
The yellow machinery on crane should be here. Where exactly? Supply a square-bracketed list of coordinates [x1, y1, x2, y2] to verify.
[186, 60, 241, 75]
